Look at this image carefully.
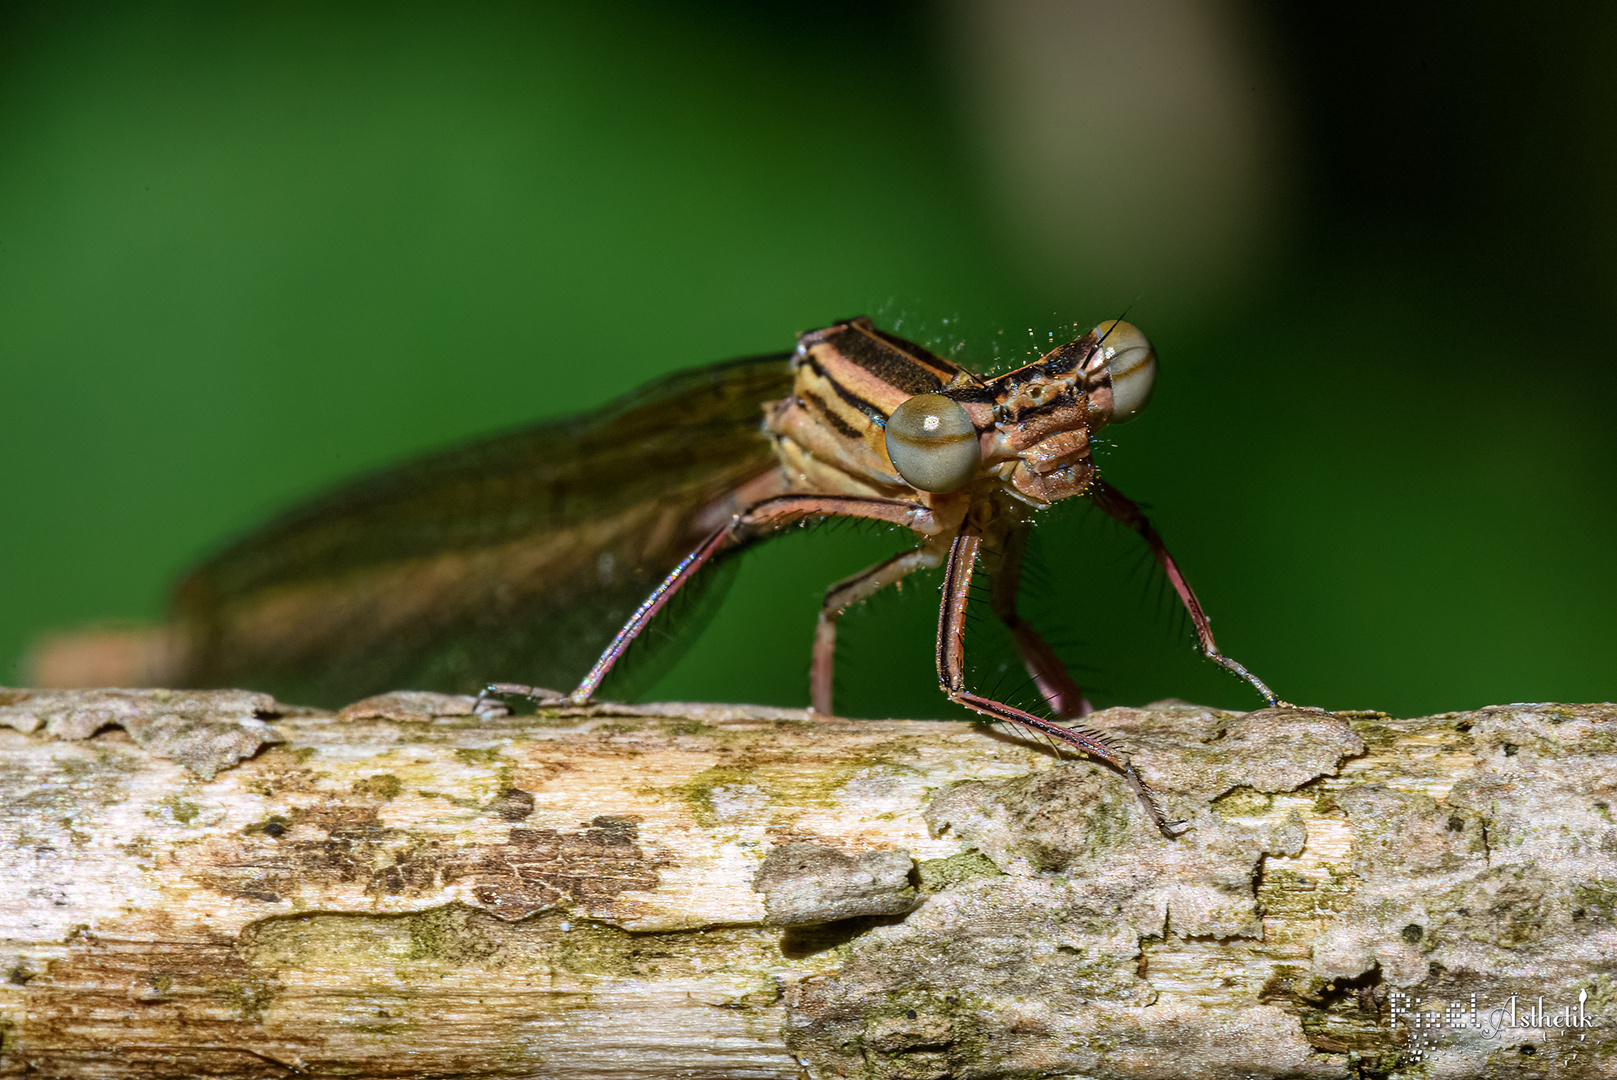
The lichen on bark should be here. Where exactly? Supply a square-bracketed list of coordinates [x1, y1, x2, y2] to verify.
[0, 693, 1613, 1078]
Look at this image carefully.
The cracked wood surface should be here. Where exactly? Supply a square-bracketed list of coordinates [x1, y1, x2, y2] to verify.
[0, 692, 1614, 1079]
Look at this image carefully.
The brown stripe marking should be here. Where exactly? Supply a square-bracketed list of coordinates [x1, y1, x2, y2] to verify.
[799, 389, 864, 440]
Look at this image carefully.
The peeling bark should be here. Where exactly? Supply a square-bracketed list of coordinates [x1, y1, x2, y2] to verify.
[0, 693, 1613, 1079]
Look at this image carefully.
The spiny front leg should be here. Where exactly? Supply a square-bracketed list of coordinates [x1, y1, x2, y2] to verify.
[810, 541, 947, 716]
[1087, 479, 1290, 708]
[936, 532, 1185, 838]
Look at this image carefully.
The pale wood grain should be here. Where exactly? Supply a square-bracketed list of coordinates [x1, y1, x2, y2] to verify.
[1, 694, 1613, 1078]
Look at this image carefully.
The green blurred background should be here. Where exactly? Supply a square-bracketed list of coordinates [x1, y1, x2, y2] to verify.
[2, 1, 1613, 718]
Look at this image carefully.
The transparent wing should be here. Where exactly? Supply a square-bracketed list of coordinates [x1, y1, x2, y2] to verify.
[173, 353, 795, 706]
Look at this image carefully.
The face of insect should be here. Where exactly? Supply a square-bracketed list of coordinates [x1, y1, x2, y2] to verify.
[971, 320, 1156, 507]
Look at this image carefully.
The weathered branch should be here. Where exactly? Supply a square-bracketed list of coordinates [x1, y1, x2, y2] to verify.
[1, 689, 1613, 1078]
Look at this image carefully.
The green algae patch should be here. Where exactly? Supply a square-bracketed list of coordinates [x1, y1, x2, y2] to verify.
[1572, 881, 1617, 924]
[1211, 786, 1274, 818]
[402, 904, 504, 965]
[672, 761, 860, 827]
[220, 975, 278, 1022]
[674, 764, 754, 826]
[150, 794, 201, 825]
[352, 773, 404, 800]
[916, 851, 1002, 894]
[1344, 717, 1406, 749]
[2, 748, 139, 815]
[237, 903, 836, 989]
[452, 745, 516, 793]
[667, 734, 927, 827]
[414, 788, 483, 810]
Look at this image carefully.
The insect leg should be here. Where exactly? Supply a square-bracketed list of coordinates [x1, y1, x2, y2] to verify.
[1085, 479, 1288, 707]
[559, 494, 937, 706]
[937, 532, 1184, 838]
[985, 521, 1092, 719]
[810, 541, 948, 716]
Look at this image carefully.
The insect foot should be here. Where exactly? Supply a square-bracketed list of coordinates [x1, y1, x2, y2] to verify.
[475, 683, 567, 713]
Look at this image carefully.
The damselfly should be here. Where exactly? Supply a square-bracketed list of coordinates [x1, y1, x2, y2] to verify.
[33, 317, 1282, 833]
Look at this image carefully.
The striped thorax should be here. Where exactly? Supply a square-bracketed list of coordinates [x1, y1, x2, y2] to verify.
[765, 316, 1157, 526]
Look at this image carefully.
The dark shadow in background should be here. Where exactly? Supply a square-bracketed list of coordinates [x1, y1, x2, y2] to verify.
[1, 1, 1611, 717]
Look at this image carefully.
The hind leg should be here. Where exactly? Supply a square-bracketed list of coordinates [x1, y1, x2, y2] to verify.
[810, 541, 946, 715]
[985, 521, 1091, 719]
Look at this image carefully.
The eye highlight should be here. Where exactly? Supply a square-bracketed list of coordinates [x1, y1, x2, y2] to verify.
[1092, 320, 1156, 423]
[884, 393, 981, 493]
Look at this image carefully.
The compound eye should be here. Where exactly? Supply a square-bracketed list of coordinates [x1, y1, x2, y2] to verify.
[1092, 320, 1156, 423]
[884, 393, 981, 493]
